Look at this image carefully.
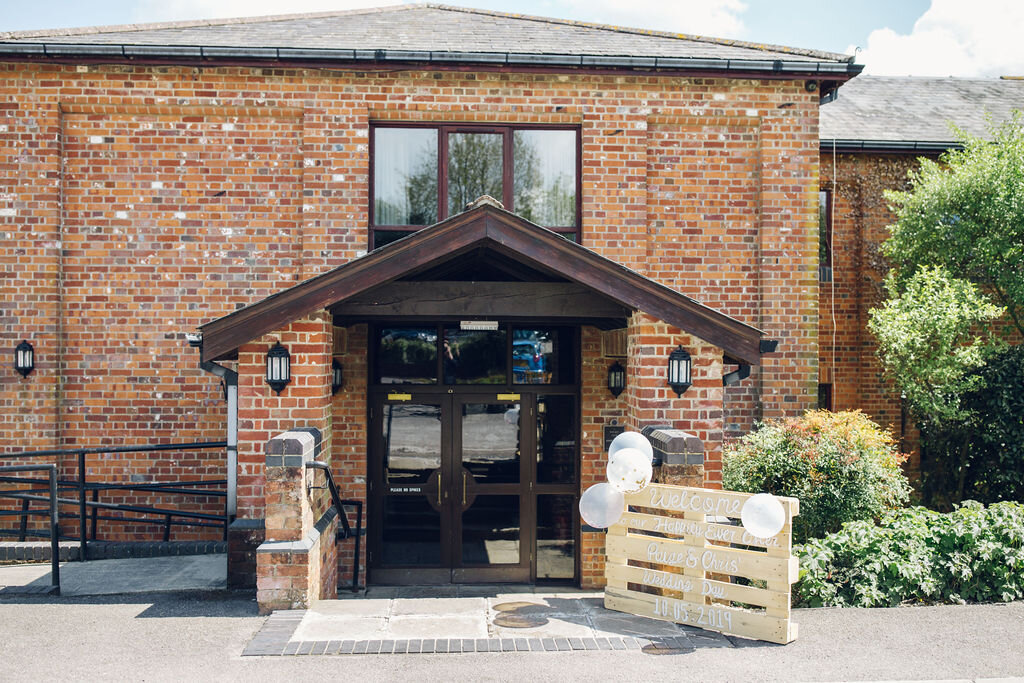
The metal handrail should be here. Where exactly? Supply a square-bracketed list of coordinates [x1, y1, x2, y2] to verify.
[1, 442, 229, 557]
[0, 465, 60, 594]
[305, 460, 363, 592]
[3, 442, 227, 459]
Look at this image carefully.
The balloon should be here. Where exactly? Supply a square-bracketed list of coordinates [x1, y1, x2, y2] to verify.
[606, 447, 653, 493]
[579, 483, 625, 529]
[740, 493, 787, 539]
[608, 431, 654, 463]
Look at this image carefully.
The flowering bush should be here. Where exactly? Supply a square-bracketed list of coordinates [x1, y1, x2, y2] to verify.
[723, 410, 911, 543]
[794, 501, 1024, 607]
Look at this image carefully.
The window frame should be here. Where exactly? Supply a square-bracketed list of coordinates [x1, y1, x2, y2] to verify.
[369, 122, 582, 248]
[818, 189, 833, 282]
[817, 382, 833, 411]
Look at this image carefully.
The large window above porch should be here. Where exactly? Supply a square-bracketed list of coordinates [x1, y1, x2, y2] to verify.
[371, 124, 579, 249]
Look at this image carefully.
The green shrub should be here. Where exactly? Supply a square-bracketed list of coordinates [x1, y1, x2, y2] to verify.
[794, 501, 1024, 607]
[723, 410, 911, 542]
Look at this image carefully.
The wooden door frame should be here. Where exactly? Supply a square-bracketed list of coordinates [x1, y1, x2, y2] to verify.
[365, 322, 582, 586]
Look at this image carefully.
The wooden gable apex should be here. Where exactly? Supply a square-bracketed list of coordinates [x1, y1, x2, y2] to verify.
[197, 204, 767, 364]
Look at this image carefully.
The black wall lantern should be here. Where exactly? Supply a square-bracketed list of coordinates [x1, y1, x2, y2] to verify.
[667, 345, 692, 396]
[607, 361, 625, 398]
[265, 342, 291, 395]
[331, 358, 344, 395]
[14, 340, 34, 378]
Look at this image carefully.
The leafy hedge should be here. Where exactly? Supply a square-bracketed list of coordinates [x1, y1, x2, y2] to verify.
[794, 501, 1024, 607]
[723, 411, 911, 543]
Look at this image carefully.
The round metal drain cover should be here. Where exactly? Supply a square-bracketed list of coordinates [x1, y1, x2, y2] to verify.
[492, 601, 538, 613]
[492, 612, 548, 628]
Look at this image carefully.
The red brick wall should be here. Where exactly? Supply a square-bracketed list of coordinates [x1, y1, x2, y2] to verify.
[2, 60, 821, 544]
[818, 151, 920, 471]
[237, 312, 333, 520]
[579, 325, 627, 588]
[330, 324, 368, 587]
[625, 315, 725, 485]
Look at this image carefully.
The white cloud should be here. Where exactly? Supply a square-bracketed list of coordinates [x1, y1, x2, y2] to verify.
[853, 0, 1024, 77]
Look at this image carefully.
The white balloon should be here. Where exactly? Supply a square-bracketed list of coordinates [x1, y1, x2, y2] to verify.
[740, 493, 787, 539]
[606, 447, 653, 493]
[608, 431, 654, 463]
[579, 483, 625, 529]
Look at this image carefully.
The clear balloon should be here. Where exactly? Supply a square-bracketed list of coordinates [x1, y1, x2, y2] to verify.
[608, 431, 654, 463]
[579, 483, 625, 529]
[740, 493, 787, 539]
[606, 447, 653, 493]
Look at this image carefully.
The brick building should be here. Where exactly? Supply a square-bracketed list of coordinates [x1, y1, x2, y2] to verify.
[1, 5, 860, 597]
[817, 75, 1024, 475]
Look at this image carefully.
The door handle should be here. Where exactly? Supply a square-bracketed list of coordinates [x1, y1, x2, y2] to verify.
[437, 471, 442, 506]
[462, 471, 467, 506]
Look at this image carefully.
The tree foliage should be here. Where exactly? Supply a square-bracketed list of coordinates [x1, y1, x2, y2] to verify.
[868, 265, 1004, 430]
[872, 113, 1024, 507]
[882, 112, 1024, 335]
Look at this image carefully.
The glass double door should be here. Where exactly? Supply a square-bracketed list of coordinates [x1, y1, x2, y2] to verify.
[368, 390, 577, 584]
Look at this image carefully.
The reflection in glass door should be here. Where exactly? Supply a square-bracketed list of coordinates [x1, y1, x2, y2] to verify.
[454, 400, 526, 582]
[369, 391, 579, 585]
[377, 401, 448, 582]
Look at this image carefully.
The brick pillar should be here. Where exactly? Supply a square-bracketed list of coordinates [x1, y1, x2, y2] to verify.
[626, 313, 725, 487]
[228, 310, 336, 597]
[256, 429, 338, 614]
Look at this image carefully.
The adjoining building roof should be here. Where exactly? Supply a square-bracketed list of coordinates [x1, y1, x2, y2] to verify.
[821, 75, 1024, 152]
[0, 3, 858, 76]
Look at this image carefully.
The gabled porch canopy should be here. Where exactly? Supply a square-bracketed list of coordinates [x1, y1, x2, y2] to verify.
[198, 202, 769, 365]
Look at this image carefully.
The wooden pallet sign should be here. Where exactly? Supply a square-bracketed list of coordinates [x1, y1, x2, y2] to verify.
[603, 483, 800, 645]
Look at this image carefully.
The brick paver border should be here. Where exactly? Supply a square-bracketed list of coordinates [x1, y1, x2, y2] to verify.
[242, 610, 700, 656]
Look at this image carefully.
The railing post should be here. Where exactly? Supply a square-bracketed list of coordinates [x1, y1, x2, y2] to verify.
[18, 498, 30, 541]
[78, 450, 88, 561]
[353, 501, 362, 592]
[90, 489, 99, 540]
[48, 465, 61, 595]
[163, 514, 172, 542]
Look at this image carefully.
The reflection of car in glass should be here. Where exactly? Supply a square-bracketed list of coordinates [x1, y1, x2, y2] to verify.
[513, 340, 545, 382]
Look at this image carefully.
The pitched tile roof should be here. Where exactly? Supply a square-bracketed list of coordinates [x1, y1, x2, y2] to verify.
[821, 76, 1024, 149]
[0, 3, 855, 72]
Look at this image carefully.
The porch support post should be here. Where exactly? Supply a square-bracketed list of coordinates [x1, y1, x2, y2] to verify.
[624, 313, 724, 487]
[224, 310, 337, 608]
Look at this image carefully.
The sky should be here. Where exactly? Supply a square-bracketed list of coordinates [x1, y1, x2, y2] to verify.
[2, 0, 1023, 77]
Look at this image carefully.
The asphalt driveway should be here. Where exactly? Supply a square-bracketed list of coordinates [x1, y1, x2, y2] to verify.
[1, 587, 1021, 682]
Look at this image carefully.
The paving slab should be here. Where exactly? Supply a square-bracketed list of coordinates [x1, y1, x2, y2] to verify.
[291, 615, 386, 641]
[308, 598, 390, 617]
[590, 613, 686, 638]
[386, 614, 487, 639]
[0, 555, 225, 596]
[488, 614, 597, 639]
[391, 596, 486, 615]
[487, 594, 588, 615]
